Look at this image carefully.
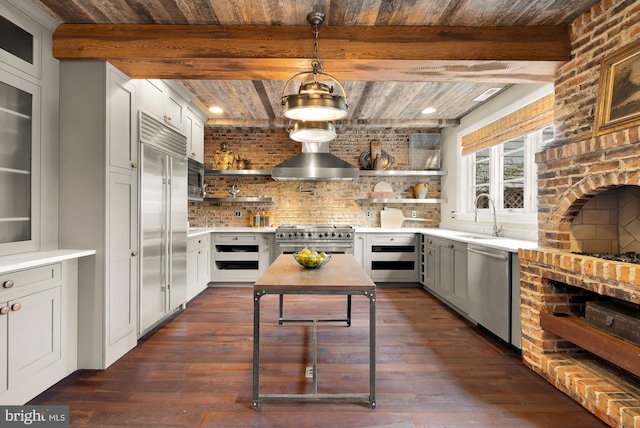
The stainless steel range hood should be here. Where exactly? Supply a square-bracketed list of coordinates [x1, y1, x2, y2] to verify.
[271, 141, 359, 182]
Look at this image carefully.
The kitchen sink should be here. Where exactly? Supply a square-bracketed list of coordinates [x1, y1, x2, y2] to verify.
[457, 234, 498, 240]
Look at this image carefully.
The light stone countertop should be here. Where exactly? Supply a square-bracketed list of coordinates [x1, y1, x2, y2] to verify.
[189, 226, 537, 252]
[0, 249, 97, 274]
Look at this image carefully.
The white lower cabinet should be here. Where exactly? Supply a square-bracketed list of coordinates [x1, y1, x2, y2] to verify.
[420, 235, 437, 290]
[421, 234, 468, 314]
[211, 233, 273, 283]
[0, 261, 78, 405]
[187, 234, 211, 301]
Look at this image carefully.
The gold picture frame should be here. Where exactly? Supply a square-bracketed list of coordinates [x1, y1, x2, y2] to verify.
[593, 39, 640, 136]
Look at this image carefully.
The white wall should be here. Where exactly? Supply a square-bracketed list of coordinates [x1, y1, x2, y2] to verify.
[439, 83, 552, 240]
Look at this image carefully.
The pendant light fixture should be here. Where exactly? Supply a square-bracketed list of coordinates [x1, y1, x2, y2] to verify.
[288, 121, 337, 143]
[281, 12, 348, 124]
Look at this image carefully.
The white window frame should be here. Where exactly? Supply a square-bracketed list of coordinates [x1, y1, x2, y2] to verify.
[458, 127, 551, 225]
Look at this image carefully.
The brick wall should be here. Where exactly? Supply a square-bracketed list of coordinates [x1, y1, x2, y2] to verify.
[537, 0, 640, 249]
[188, 127, 442, 227]
[520, 1, 640, 425]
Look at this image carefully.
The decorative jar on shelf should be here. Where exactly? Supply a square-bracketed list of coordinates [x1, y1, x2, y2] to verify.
[413, 183, 428, 199]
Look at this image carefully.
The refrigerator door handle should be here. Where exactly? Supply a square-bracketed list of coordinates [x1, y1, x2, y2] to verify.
[167, 156, 173, 292]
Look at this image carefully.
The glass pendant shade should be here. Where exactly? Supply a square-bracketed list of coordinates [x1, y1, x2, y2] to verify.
[289, 121, 337, 143]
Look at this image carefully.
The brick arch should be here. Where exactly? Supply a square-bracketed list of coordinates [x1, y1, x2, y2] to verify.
[539, 170, 640, 249]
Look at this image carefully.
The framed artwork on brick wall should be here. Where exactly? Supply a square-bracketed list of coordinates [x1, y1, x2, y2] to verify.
[594, 39, 640, 136]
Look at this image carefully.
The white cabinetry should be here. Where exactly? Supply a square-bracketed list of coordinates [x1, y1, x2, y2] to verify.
[59, 61, 139, 369]
[187, 234, 210, 301]
[436, 238, 468, 311]
[0, 261, 78, 405]
[140, 79, 185, 131]
[0, 2, 45, 256]
[185, 106, 205, 163]
[211, 233, 273, 283]
[358, 233, 419, 283]
[420, 235, 437, 290]
[422, 234, 468, 314]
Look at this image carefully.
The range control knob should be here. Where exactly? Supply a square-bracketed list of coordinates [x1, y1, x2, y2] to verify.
[346, 233, 352, 238]
[338, 233, 343, 238]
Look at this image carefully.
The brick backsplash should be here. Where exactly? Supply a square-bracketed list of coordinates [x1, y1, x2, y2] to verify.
[189, 127, 442, 227]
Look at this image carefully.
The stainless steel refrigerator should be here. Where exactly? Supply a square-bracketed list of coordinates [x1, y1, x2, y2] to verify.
[139, 112, 188, 336]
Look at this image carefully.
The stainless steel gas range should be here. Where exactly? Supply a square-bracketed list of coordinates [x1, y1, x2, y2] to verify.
[275, 224, 355, 255]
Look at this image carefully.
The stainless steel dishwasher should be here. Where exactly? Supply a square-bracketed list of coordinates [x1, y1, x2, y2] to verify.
[467, 244, 511, 342]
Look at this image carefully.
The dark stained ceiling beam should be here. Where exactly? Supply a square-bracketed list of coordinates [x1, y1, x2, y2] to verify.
[52, 24, 570, 82]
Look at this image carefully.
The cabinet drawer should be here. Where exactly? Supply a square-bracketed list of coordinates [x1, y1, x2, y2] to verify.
[0, 264, 61, 295]
[370, 234, 416, 246]
[214, 234, 258, 244]
[187, 234, 210, 252]
[423, 235, 437, 247]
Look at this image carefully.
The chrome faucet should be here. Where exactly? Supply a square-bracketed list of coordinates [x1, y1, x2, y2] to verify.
[473, 193, 502, 237]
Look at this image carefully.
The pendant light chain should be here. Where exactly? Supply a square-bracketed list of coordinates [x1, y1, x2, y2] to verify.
[311, 22, 323, 75]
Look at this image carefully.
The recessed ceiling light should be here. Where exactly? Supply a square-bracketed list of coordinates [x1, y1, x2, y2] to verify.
[473, 88, 502, 102]
[421, 107, 437, 115]
[209, 106, 223, 114]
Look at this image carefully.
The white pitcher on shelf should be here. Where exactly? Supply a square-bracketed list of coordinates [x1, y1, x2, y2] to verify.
[227, 184, 240, 198]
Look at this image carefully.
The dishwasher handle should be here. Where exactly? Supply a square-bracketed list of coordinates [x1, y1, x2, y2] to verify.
[467, 246, 509, 260]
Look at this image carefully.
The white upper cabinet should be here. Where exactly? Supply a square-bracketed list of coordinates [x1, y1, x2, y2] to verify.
[186, 107, 205, 163]
[0, 2, 41, 81]
[140, 79, 185, 132]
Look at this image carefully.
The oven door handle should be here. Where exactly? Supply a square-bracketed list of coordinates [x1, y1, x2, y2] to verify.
[276, 243, 353, 248]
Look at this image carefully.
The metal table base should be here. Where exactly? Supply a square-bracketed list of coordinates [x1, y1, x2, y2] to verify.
[252, 289, 376, 409]
[278, 294, 352, 326]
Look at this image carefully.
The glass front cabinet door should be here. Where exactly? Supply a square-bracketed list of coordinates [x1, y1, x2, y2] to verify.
[0, 6, 42, 256]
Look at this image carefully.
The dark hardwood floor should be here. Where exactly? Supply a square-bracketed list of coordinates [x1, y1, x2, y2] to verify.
[30, 287, 607, 427]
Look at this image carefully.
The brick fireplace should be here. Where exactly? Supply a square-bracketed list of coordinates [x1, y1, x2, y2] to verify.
[518, 0, 640, 426]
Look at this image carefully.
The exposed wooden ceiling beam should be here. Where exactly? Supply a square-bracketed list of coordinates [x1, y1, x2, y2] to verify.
[52, 24, 569, 82]
[203, 118, 461, 128]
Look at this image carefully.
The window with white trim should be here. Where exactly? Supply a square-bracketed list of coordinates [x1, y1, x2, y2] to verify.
[463, 125, 553, 220]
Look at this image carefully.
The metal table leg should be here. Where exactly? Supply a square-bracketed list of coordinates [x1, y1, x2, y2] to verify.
[367, 290, 376, 409]
[252, 290, 263, 409]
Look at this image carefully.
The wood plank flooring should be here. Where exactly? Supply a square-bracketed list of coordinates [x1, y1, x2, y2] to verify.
[30, 287, 607, 427]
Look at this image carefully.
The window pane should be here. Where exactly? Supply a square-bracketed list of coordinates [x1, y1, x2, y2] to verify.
[503, 137, 524, 152]
[540, 125, 554, 150]
[474, 148, 490, 185]
[503, 137, 524, 182]
[503, 181, 524, 209]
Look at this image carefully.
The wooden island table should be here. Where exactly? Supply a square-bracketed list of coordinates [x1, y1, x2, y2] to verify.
[252, 254, 376, 409]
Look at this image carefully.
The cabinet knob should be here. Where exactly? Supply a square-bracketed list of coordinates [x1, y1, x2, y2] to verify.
[192, 152, 197, 157]
[198, 250, 202, 254]
[390, 237, 395, 241]
[428, 250, 432, 255]
[3, 280, 14, 289]
[132, 251, 138, 256]
[448, 244, 454, 248]
[233, 237, 238, 240]
[131, 162, 138, 169]
[11, 302, 22, 312]
[0, 306, 9, 315]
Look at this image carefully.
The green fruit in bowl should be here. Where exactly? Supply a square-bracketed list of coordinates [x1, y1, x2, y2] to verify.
[294, 249, 330, 268]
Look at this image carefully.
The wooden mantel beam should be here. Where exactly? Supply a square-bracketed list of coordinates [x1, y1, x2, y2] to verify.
[52, 24, 570, 82]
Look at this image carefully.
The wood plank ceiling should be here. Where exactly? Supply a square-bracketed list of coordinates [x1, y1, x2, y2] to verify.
[32, 0, 599, 129]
